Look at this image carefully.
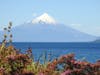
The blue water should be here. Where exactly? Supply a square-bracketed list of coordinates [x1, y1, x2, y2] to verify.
[12, 42, 100, 63]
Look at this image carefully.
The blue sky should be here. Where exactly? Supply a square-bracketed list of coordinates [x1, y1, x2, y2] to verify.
[0, 0, 100, 36]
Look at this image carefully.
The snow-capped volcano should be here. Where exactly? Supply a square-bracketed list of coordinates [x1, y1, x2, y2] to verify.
[0, 13, 96, 42]
[32, 13, 57, 24]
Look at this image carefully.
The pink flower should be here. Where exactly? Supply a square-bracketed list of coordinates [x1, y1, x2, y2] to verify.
[38, 73, 44, 75]
[6, 55, 15, 61]
[61, 70, 72, 75]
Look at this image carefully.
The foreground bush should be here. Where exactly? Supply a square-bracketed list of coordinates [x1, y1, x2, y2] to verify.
[0, 43, 100, 75]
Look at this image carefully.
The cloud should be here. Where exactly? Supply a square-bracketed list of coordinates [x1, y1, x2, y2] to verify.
[69, 24, 100, 36]
[32, 13, 37, 17]
[70, 24, 82, 28]
[69, 24, 83, 30]
[87, 26, 100, 36]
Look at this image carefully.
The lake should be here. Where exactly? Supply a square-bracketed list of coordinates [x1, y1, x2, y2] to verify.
[12, 42, 100, 63]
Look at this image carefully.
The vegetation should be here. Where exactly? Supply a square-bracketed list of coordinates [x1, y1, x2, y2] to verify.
[0, 22, 100, 75]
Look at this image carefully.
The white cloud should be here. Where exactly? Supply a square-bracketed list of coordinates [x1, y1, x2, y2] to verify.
[32, 13, 37, 17]
[87, 26, 100, 36]
[70, 24, 82, 28]
[25, 13, 38, 23]
[68, 24, 100, 36]
[68, 24, 83, 30]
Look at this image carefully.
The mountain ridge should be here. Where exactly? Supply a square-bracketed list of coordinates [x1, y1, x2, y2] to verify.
[11, 22, 97, 42]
